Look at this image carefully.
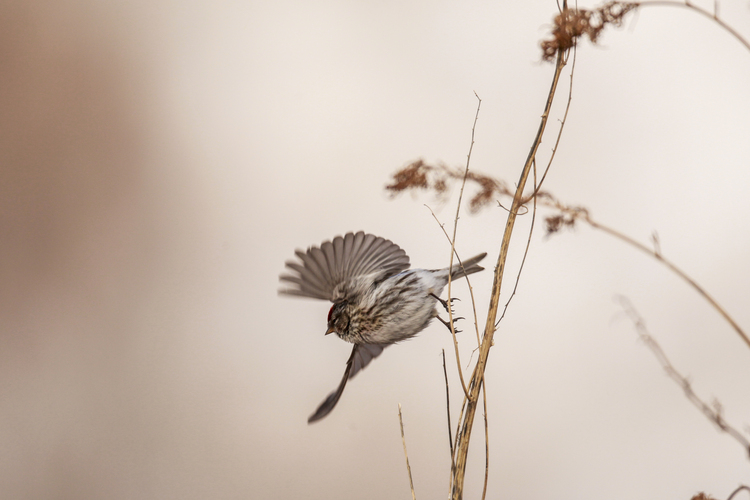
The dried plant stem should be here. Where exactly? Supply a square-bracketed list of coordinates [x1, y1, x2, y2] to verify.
[526, 45, 576, 202]
[454, 93, 485, 347]
[450, 47, 569, 500]
[426, 206, 484, 348]
[480, 378, 489, 500]
[497, 159, 538, 328]
[448, 92, 482, 260]
[446, 93, 484, 383]
[618, 297, 750, 460]
[638, 1, 750, 53]
[728, 485, 750, 500]
[426, 206, 471, 398]
[547, 197, 750, 350]
[442, 349, 455, 461]
[577, 213, 750, 350]
[425, 93, 485, 401]
[398, 404, 417, 500]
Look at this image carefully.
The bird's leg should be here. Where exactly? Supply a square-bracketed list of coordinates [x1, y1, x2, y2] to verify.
[430, 293, 460, 315]
[435, 315, 462, 334]
[430, 293, 463, 333]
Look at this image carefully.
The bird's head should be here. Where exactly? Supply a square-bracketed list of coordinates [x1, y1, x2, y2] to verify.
[326, 300, 350, 337]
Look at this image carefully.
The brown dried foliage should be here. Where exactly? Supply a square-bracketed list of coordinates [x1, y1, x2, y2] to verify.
[386, 159, 431, 192]
[541, 2, 639, 61]
[690, 492, 718, 500]
[388, 161, 591, 232]
[541, 192, 589, 234]
[545, 213, 577, 233]
[386, 160, 511, 213]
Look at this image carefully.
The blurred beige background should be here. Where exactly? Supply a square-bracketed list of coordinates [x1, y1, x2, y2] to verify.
[1, 1, 749, 498]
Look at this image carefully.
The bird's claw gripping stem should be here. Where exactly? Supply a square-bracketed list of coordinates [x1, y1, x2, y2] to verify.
[430, 293, 460, 314]
[436, 315, 462, 334]
[431, 293, 463, 333]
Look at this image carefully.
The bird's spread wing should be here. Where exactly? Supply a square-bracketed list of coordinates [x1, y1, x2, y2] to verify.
[307, 343, 385, 423]
[279, 232, 410, 301]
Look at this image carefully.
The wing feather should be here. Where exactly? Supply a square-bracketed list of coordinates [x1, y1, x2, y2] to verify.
[279, 232, 410, 301]
[294, 249, 326, 287]
[307, 343, 386, 423]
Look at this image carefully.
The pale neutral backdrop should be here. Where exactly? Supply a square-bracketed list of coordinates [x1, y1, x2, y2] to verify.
[2, 1, 749, 499]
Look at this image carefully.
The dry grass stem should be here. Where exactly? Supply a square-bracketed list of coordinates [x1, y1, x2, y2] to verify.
[526, 45, 577, 202]
[450, 47, 570, 500]
[446, 93, 483, 350]
[544, 201, 750, 351]
[550, 192, 749, 351]
[426, 206, 483, 348]
[426, 207, 471, 399]
[422, 94, 487, 406]
[727, 485, 750, 500]
[639, 1, 750, 53]
[398, 404, 417, 500]
[480, 379, 489, 500]
[618, 297, 750, 461]
[442, 349, 455, 461]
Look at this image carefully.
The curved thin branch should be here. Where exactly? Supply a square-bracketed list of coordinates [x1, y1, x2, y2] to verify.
[638, 1, 750, 53]
[398, 404, 417, 500]
[618, 297, 750, 461]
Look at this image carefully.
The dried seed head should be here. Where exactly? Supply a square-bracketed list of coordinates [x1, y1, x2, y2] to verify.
[541, 2, 639, 61]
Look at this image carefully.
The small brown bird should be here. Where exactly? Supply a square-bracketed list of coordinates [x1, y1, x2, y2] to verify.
[280, 231, 486, 423]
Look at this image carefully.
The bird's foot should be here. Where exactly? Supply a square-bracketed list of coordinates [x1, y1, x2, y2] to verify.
[436, 314, 463, 334]
[430, 293, 460, 315]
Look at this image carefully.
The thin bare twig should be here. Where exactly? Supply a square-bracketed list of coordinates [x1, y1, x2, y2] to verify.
[544, 196, 750, 351]
[428, 94, 487, 493]
[450, 404, 465, 490]
[447, 92, 484, 347]
[497, 45, 575, 328]
[426, 206, 483, 349]
[728, 485, 750, 500]
[581, 213, 750, 351]
[525, 44, 577, 203]
[480, 378, 489, 500]
[442, 349, 455, 462]
[618, 296, 750, 461]
[638, 1, 750, 53]
[497, 160, 539, 328]
[423, 93, 485, 402]
[425, 206, 472, 399]
[451, 43, 570, 500]
[398, 404, 417, 500]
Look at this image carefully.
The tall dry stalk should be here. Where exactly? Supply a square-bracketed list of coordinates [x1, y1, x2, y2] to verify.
[449, 45, 569, 499]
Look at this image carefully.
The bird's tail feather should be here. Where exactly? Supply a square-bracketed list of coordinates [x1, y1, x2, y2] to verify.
[448, 252, 487, 280]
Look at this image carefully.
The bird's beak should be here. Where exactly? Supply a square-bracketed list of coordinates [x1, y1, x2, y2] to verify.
[325, 326, 335, 335]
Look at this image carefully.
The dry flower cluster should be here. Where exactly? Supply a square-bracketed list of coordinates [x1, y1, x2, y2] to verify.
[387, 161, 589, 234]
[541, 1, 639, 60]
[386, 159, 512, 213]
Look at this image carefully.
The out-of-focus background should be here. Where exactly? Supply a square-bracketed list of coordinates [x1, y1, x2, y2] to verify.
[2, 1, 749, 498]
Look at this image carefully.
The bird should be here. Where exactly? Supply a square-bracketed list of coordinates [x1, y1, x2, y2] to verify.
[279, 231, 486, 423]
